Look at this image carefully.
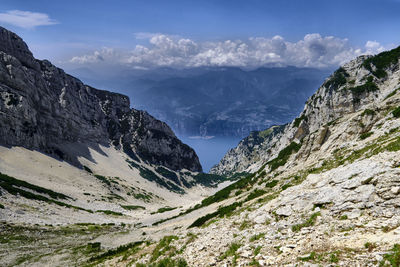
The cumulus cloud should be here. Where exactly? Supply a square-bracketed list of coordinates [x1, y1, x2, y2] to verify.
[0, 10, 58, 29]
[69, 33, 391, 69]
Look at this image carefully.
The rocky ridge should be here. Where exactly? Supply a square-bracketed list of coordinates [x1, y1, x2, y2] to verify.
[0, 26, 201, 173]
[211, 50, 399, 175]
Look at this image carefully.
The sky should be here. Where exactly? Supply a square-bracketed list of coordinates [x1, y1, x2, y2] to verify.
[0, 0, 400, 70]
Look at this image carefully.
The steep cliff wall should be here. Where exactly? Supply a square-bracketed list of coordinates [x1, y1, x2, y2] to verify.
[0, 27, 201, 172]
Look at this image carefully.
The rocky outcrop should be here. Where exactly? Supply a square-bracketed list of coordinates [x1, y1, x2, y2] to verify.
[0, 26, 201, 172]
[211, 47, 400, 175]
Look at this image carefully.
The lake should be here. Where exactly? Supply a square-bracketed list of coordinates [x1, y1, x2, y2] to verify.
[178, 136, 242, 173]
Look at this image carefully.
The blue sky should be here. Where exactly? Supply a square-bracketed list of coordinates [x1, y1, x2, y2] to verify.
[0, 0, 400, 69]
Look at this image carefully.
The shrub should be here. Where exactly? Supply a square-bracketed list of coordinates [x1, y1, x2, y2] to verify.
[151, 206, 177, 214]
[324, 67, 349, 89]
[189, 202, 242, 228]
[281, 183, 292, 190]
[120, 205, 145, 211]
[393, 106, 400, 118]
[362, 46, 400, 78]
[83, 166, 93, 173]
[193, 172, 227, 187]
[361, 109, 376, 116]
[364, 242, 376, 252]
[96, 210, 123, 216]
[94, 174, 112, 186]
[155, 167, 180, 185]
[89, 241, 142, 262]
[360, 131, 373, 140]
[349, 80, 379, 95]
[265, 180, 278, 188]
[0, 203, 4, 209]
[293, 114, 307, 127]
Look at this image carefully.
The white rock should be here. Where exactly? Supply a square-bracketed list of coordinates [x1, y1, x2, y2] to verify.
[391, 186, 400, 195]
[276, 206, 292, 217]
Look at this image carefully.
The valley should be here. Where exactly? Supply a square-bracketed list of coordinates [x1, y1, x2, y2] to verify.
[1, 24, 400, 267]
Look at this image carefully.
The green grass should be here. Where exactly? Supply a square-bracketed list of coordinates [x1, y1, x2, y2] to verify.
[220, 242, 241, 260]
[120, 205, 145, 211]
[254, 246, 262, 256]
[381, 244, 400, 267]
[386, 88, 400, 100]
[267, 142, 302, 171]
[249, 233, 265, 242]
[292, 212, 321, 232]
[299, 251, 316, 261]
[150, 235, 179, 262]
[386, 136, 400, 152]
[0, 203, 4, 209]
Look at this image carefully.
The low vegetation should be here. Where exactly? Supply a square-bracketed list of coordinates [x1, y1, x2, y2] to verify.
[361, 109, 376, 116]
[220, 242, 241, 264]
[89, 241, 143, 263]
[292, 212, 321, 232]
[189, 202, 242, 228]
[360, 131, 373, 140]
[393, 106, 400, 118]
[151, 206, 177, 214]
[96, 210, 123, 216]
[324, 67, 349, 89]
[381, 244, 400, 267]
[120, 205, 145, 211]
[362, 45, 400, 78]
[349, 77, 379, 96]
[293, 114, 307, 127]
[267, 142, 302, 171]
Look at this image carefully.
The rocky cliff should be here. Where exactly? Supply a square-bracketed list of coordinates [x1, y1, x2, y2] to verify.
[211, 48, 400, 175]
[0, 26, 201, 172]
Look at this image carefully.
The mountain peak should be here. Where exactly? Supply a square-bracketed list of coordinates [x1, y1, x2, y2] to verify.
[0, 26, 39, 70]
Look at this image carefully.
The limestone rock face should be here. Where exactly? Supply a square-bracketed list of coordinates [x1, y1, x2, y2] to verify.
[211, 49, 400, 175]
[0, 26, 201, 172]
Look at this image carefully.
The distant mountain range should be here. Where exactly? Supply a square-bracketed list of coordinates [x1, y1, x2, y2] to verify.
[69, 66, 332, 138]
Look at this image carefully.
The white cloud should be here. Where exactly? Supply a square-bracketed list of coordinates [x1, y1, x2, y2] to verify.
[69, 33, 393, 69]
[0, 10, 58, 29]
